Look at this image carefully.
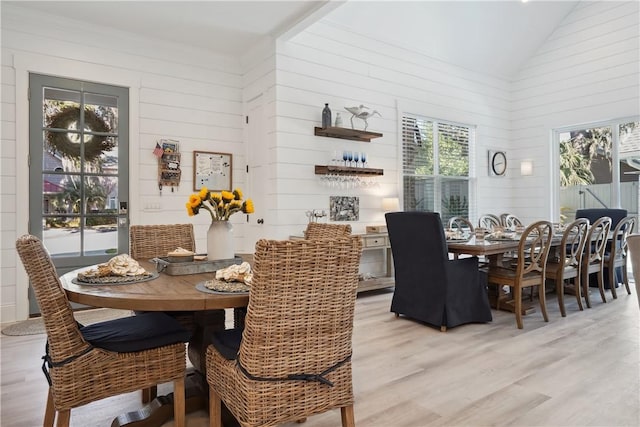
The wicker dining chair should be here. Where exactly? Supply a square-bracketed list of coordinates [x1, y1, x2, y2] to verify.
[206, 237, 363, 427]
[15, 235, 188, 427]
[487, 221, 553, 329]
[544, 218, 589, 316]
[604, 216, 635, 299]
[130, 223, 198, 402]
[129, 223, 196, 260]
[304, 222, 352, 239]
[581, 216, 612, 308]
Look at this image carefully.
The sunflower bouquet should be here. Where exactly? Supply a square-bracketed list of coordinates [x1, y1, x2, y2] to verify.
[186, 187, 254, 221]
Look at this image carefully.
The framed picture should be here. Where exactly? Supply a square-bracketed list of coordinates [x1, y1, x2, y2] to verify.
[193, 151, 232, 191]
[330, 196, 359, 221]
[161, 139, 179, 154]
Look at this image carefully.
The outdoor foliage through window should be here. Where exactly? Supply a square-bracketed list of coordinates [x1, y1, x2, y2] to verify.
[402, 115, 472, 224]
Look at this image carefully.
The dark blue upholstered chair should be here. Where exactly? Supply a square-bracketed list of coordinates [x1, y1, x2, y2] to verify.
[385, 211, 492, 331]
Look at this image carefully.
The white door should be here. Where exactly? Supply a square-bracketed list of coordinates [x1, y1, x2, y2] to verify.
[246, 95, 268, 249]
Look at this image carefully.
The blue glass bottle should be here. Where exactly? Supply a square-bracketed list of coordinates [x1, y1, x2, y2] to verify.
[322, 103, 332, 128]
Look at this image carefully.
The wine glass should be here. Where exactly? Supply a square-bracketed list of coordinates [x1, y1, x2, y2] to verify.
[342, 150, 348, 167]
[360, 152, 367, 168]
[347, 151, 353, 167]
[353, 152, 360, 167]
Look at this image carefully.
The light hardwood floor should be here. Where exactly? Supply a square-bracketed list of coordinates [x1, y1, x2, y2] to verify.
[1, 287, 638, 427]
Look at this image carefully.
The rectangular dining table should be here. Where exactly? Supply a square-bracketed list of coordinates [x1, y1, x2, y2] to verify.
[447, 235, 564, 314]
[60, 260, 247, 427]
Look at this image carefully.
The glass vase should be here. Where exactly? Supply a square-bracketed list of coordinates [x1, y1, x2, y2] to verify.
[207, 221, 234, 261]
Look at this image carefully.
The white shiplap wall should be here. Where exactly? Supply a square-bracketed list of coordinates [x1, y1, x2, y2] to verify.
[0, 5, 244, 322]
[273, 19, 514, 276]
[510, 0, 640, 224]
[275, 19, 515, 238]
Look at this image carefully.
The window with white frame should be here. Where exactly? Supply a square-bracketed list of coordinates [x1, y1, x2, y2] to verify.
[556, 118, 639, 220]
[401, 115, 475, 225]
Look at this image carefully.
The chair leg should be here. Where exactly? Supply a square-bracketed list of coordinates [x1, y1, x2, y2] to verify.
[296, 418, 307, 423]
[43, 388, 55, 427]
[609, 266, 618, 299]
[557, 278, 566, 317]
[597, 270, 607, 303]
[142, 385, 157, 403]
[582, 271, 592, 308]
[576, 272, 584, 311]
[55, 410, 70, 427]
[538, 284, 548, 322]
[173, 377, 185, 427]
[209, 386, 222, 427]
[514, 286, 523, 329]
[440, 326, 447, 332]
[623, 264, 631, 295]
[341, 405, 355, 427]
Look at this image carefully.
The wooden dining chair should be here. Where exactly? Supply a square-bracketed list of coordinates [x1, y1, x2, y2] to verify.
[504, 214, 524, 231]
[544, 218, 589, 316]
[581, 216, 612, 308]
[206, 237, 363, 427]
[478, 214, 501, 231]
[448, 216, 475, 233]
[15, 235, 188, 427]
[304, 222, 352, 239]
[487, 221, 553, 329]
[604, 216, 635, 299]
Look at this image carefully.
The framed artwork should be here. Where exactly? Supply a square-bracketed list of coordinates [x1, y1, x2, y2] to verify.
[161, 139, 179, 154]
[193, 151, 232, 191]
[330, 196, 359, 221]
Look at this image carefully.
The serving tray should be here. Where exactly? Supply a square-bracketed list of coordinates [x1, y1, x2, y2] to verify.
[152, 255, 243, 276]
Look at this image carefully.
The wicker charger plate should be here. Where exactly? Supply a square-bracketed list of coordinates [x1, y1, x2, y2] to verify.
[72, 272, 159, 285]
[195, 280, 250, 295]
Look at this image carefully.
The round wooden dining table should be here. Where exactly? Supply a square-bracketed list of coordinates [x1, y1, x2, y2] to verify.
[59, 260, 248, 427]
[60, 260, 249, 312]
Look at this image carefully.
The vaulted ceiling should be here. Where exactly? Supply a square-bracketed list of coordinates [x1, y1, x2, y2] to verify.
[7, 0, 581, 79]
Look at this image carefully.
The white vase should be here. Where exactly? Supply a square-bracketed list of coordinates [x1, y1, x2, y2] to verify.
[207, 221, 234, 261]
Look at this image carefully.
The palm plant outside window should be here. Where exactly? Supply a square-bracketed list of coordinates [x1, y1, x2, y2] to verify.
[402, 115, 474, 225]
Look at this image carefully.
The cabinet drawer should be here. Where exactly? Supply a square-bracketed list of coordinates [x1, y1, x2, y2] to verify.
[363, 236, 388, 248]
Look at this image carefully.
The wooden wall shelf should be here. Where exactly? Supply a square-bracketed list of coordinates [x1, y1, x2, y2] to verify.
[314, 126, 383, 142]
[315, 165, 384, 176]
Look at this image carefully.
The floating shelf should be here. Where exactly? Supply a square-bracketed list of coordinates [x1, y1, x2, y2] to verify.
[314, 126, 383, 142]
[315, 165, 384, 176]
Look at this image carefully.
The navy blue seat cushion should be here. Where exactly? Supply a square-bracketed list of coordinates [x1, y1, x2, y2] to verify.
[210, 328, 243, 360]
[575, 209, 627, 228]
[80, 312, 191, 353]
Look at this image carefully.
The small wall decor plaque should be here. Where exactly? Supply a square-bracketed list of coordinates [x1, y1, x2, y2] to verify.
[330, 196, 359, 221]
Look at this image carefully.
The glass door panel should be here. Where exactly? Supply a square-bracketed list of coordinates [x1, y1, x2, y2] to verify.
[29, 73, 129, 314]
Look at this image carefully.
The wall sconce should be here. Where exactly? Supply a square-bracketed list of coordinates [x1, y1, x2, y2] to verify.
[382, 197, 400, 212]
[520, 160, 534, 176]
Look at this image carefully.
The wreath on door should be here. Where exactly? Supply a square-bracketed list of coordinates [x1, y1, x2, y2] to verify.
[46, 106, 114, 161]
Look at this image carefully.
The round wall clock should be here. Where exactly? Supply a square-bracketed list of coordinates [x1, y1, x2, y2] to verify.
[489, 150, 507, 176]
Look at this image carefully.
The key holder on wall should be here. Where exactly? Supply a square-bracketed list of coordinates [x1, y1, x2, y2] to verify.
[158, 139, 181, 193]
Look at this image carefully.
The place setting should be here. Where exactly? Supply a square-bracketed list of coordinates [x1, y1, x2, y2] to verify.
[196, 261, 253, 295]
[72, 254, 158, 285]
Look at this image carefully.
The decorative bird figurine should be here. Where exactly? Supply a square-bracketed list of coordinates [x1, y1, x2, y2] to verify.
[345, 105, 381, 131]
